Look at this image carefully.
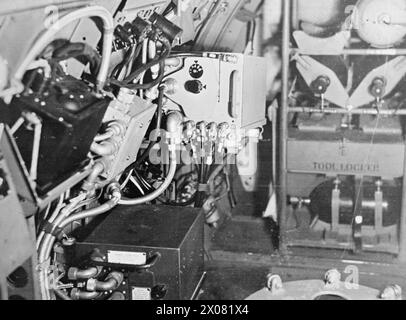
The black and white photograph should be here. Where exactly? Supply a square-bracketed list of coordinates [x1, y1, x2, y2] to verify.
[0, 0, 406, 308]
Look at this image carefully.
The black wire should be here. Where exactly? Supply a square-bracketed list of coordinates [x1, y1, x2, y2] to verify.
[165, 166, 200, 207]
[123, 39, 171, 84]
[109, 40, 169, 174]
[133, 141, 157, 168]
[118, 60, 166, 90]
[109, 39, 170, 90]
[134, 170, 153, 191]
[52, 42, 101, 76]
[111, 43, 142, 79]
[194, 162, 207, 208]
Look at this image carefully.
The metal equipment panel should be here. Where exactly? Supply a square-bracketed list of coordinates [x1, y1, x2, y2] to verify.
[74, 205, 205, 300]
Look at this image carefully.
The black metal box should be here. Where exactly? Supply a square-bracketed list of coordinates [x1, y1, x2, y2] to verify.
[75, 205, 204, 300]
[7, 81, 109, 194]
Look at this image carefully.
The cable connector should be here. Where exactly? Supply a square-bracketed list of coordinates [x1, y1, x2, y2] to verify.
[149, 12, 182, 44]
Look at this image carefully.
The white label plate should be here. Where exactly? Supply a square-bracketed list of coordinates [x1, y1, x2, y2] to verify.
[107, 250, 147, 266]
[132, 287, 152, 300]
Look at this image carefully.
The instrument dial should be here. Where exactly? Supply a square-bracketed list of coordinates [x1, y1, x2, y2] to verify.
[189, 62, 204, 79]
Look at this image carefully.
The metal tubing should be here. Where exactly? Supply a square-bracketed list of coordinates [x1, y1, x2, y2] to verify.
[398, 140, 406, 262]
[278, 0, 291, 255]
[30, 120, 42, 181]
[108, 292, 125, 300]
[82, 161, 105, 192]
[288, 107, 406, 116]
[58, 187, 121, 229]
[38, 186, 121, 300]
[292, 48, 406, 56]
[90, 277, 120, 291]
[68, 266, 101, 280]
[70, 289, 102, 300]
[90, 140, 117, 156]
[292, 0, 299, 30]
[86, 272, 123, 292]
[94, 122, 124, 143]
[118, 111, 183, 206]
[94, 131, 114, 143]
[54, 289, 71, 300]
[118, 149, 177, 205]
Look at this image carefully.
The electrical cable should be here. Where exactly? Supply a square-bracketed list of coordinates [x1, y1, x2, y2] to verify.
[119, 149, 177, 205]
[133, 170, 153, 191]
[119, 111, 183, 205]
[110, 45, 170, 89]
[13, 6, 114, 92]
[130, 176, 145, 195]
[38, 186, 121, 300]
[125, 60, 166, 90]
[111, 43, 143, 79]
[52, 42, 102, 76]
[164, 166, 199, 206]
[117, 38, 171, 85]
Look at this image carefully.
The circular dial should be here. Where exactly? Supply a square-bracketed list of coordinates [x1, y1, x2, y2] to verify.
[189, 62, 204, 79]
